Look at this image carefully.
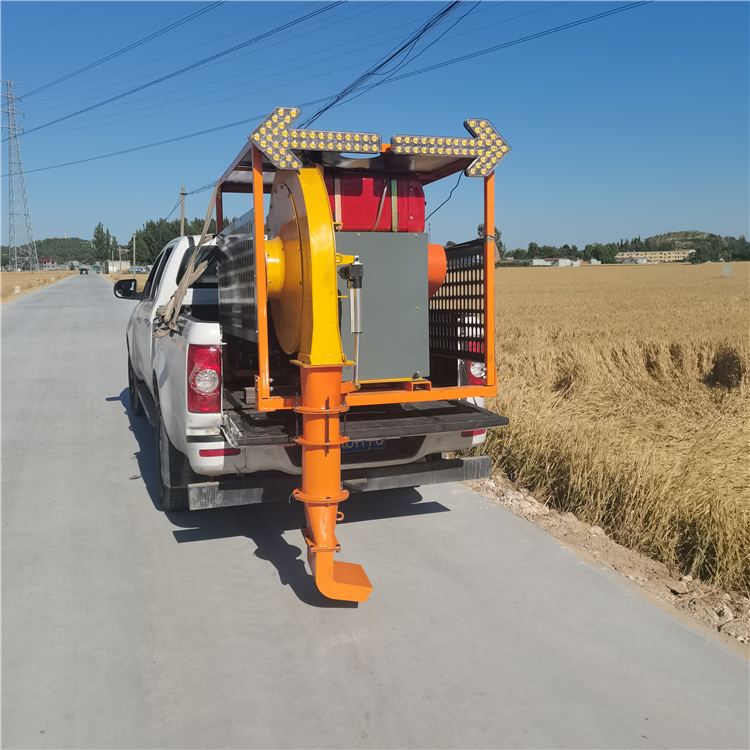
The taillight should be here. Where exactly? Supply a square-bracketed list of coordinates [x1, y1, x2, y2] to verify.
[467, 361, 486, 385]
[199, 448, 241, 457]
[187, 344, 221, 413]
[461, 429, 487, 438]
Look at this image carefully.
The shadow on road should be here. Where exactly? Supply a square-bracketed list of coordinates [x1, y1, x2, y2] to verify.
[109, 388, 450, 607]
[106, 389, 162, 512]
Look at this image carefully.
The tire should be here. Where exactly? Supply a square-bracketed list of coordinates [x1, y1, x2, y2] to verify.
[155, 404, 196, 512]
[128, 356, 145, 417]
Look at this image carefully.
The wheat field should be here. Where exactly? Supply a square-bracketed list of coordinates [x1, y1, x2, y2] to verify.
[480, 262, 749, 592]
[1, 270, 78, 303]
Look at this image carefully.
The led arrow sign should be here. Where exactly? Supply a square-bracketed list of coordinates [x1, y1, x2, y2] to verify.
[390, 118, 510, 177]
[251, 107, 383, 170]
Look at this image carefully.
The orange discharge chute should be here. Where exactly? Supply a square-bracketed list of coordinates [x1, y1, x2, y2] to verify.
[267, 166, 373, 603]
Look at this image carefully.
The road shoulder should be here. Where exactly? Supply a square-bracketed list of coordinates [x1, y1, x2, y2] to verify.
[466, 475, 750, 658]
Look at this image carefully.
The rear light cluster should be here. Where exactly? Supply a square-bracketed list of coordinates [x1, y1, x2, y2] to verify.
[461, 429, 487, 438]
[187, 344, 221, 413]
[199, 448, 240, 457]
[467, 361, 487, 386]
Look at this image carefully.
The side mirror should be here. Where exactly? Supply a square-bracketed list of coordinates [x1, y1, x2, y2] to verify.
[114, 278, 139, 299]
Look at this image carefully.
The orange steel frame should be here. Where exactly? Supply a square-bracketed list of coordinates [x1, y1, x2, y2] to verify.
[232, 145, 496, 412]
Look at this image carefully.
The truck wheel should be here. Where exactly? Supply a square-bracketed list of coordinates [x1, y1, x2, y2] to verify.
[128, 357, 145, 417]
[155, 407, 194, 512]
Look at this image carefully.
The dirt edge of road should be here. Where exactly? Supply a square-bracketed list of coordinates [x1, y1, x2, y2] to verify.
[465, 475, 749, 657]
[1, 270, 78, 304]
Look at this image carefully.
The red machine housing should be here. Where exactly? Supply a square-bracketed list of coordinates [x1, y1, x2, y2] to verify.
[323, 172, 425, 233]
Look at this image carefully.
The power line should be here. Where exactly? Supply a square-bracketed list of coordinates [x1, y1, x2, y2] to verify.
[165, 181, 217, 220]
[20, 114, 275, 175]
[20, 0, 362, 112]
[16, 97, 325, 176]
[26, 0, 560, 125]
[23, 0, 556, 137]
[5, 2, 90, 56]
[24, 0, 546, 116]
[13, 1, 650, 177]
[19, 3, 413, 131]
[380, 1, 482, 74]
[297, 1, 652, 118]
[187, 181, 218, 196]
[378, 1, 652, 83]
[22, 2, 226, 99]
[14, 1, 344, 139]
[35, 46, 395, 135]
[339, 0, 482, 110]
[18, 2, 313, 84]
[165, 198, 182, 222]
[425, 172, 463, 222]
[301, 0, 464, 128]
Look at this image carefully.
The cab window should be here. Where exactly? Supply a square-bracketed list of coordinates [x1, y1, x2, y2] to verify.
[142, 244, 175, 300]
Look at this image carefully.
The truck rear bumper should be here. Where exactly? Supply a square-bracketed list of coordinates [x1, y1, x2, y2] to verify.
[187, 455, 491, 511]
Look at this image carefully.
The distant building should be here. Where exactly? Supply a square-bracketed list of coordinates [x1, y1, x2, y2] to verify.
[39, 259, 55, 269]
[589, 258, 601, 265]
[544, 258, 578, 267]
[531, 259, 551, 266]
[104, 260, 131, 274]
[615, 248, 691, 263]
[617, 257, 650, 264]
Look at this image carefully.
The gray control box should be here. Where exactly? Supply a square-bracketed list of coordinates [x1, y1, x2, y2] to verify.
[334, 232, 429, 382]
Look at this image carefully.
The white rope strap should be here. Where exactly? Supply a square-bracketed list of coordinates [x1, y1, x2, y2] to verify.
[153, 184, 218, 338]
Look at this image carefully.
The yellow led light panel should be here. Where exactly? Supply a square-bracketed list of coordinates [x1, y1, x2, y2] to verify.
[390, 117, 511, 177]
[251, 107, 383, 169]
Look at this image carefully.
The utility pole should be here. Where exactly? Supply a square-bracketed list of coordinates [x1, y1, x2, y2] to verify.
[180, 187, 186, 236]
[132, 233, 136, 280]
[2, 80, 39, 273]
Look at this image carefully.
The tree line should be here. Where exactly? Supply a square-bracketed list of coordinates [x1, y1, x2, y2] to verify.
[124, 216, 222, 266]
[443, 229, 750, 264]
[5, 218, 748, 269]
[1, 237, 94, 267]
[688, 234, 750, 263]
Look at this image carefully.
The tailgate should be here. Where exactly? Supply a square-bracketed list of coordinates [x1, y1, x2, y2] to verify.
[223, 399, 508, 447]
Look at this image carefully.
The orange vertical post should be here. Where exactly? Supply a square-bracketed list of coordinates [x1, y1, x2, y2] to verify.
[483, 172, 496, 388]
[252, 146, 271, 404]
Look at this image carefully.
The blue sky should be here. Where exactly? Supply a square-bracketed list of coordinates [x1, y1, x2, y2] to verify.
[1, 1, 748, 251]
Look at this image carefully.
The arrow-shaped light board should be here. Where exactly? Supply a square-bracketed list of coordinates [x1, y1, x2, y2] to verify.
[251, 107, 382, 170]
[390, 119, 510, 177]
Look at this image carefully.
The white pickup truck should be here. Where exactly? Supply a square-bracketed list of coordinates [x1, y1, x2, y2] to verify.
[114, 231, 507, 512]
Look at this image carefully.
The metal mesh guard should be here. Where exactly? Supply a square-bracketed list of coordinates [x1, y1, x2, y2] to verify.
[429, 240, 485, 362]
[218, 211, 257, 342]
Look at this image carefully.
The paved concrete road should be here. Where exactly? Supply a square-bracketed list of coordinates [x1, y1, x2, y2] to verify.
[3, 275, 748, 750]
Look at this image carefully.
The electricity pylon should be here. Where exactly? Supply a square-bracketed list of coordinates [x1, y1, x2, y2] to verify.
[2, 80, 39, 272]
